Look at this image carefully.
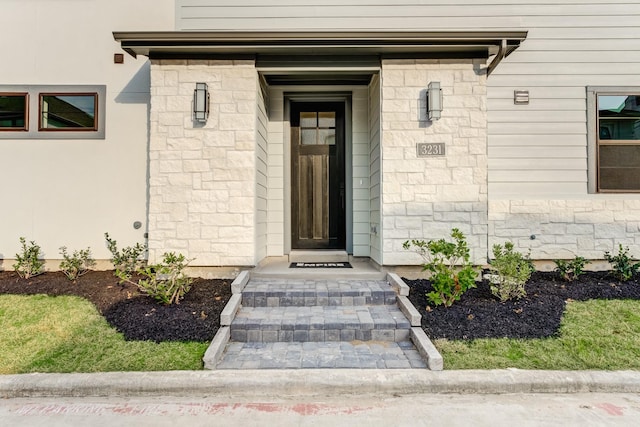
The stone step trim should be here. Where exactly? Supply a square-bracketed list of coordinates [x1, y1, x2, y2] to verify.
[397, 295, 421, 326]
[230, 306, 411, 343]
[231, 270, 250, 294]
[220, 294, 242, 326]
[203, 326, 230, 370]
[410, 327, 444, 371]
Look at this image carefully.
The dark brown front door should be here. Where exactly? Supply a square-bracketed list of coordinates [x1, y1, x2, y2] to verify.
[291, 101, 345, 249]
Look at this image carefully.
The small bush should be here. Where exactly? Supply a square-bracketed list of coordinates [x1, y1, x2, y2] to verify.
[404, 228, 478, 307]
[104, 232, 147, 283]
[554, 256, 587, 282]
[604, 245, 640, 282]
[136, 252, 194, 305]
[59, 246, 96, 281]
[488, 242, 533, 302]
[13, 237, 45, 279]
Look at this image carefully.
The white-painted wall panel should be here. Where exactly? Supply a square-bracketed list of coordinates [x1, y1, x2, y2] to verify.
[0, 0, 174, 262]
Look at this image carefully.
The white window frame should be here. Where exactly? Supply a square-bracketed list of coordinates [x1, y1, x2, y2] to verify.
[587, 86, 640, 193]
[0, 85, 106, 139]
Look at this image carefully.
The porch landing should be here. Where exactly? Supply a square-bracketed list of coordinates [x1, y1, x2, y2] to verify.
[251, 256, 386, 280]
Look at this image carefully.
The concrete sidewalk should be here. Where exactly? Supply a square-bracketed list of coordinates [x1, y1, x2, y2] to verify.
[2, 369, 640, 398]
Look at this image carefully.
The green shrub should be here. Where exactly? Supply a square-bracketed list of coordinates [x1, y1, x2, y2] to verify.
[13, 237, 45, 279]
[488, 242, 533, 302]
[59, 246, 96, 281]
[604, 245, 640, 282]
[104, 232, 147, 283]
[135, 252, 194, 305]
[403, 228, 478, 307]
[554, 256, 588, 282]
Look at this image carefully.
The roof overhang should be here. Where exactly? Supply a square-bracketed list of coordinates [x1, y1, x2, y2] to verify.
[113, 30, 526, 75]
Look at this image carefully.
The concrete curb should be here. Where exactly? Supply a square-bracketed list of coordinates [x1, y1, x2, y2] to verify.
[2, 370, 640, 398]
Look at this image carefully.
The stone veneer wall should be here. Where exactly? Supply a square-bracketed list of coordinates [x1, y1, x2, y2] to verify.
[149, 59, 258, 266]
[380, 59, 489, 265]
[489, 199, 640, 260]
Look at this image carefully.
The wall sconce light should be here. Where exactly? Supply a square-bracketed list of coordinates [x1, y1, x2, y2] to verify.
[427, 81, 443, 121]
[514, 90, 529, 105]
[193, 82, 209, 123]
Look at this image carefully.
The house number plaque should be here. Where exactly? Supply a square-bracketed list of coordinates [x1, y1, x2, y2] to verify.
[417, 143, 445, 157]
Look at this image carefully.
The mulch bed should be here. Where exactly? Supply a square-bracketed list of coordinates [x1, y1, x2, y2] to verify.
[2, 269, 639, 343]
[405, 271, 640, 340]
[0, 270, 231, 343]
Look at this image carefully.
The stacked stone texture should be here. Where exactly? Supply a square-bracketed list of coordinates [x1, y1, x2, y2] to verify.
[380, 59, 488, 264]
[149, 59, 258, 265]
[489, 199, 640, 260]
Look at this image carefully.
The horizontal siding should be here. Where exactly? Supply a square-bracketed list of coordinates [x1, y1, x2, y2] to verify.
[178, 2, 640, 31]
[369, 74, 381, 264]
[255, 76, 269, 262]
[177, 1, 640, 198]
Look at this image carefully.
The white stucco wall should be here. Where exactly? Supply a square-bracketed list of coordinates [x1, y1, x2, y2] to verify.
[0, 0, 174, 266]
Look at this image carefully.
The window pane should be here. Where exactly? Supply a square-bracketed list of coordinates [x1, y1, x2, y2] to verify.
[599, 145, 640, 190]
[599, 119, 640, 140]
[598, 95, 640, 116]
[598, 95, 640, 140]
[301, 129, 317, 145]
[318, 112, 335, 128]
[0, 94, 27, 130]
[318, 128, 335, 145]
[300, 112, 316, 128]
[40, 94, 97, 130]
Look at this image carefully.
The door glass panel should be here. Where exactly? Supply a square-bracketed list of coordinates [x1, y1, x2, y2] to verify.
[301, 129, 317, 145]
[318, 111, 335, 127]
[300, 112, 316, 128]
[318, 128, 335, 145]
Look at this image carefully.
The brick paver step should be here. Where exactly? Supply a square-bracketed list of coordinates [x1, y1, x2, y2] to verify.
[230, 305, 411, 342]
[241, 278, 397, 307]
[216, 341, 427, 369]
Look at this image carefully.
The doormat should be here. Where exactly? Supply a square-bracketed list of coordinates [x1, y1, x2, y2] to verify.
[289, 262, 352, 268]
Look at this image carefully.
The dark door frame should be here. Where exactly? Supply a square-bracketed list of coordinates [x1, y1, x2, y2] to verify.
[290, 100, 346, 249]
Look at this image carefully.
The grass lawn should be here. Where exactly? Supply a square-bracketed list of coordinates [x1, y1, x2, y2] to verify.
[436, 299, 640, 370]
[2, 295, 640, 373]
[0, 295, 208, 374]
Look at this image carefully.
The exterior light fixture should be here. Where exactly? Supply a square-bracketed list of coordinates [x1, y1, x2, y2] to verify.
[514, 90, 530, 105]
[427, 81, 443, 121]
[193, 82, 209, 123]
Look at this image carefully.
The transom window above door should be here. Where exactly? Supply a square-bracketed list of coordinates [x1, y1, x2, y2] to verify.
[300, 111, 336, 145]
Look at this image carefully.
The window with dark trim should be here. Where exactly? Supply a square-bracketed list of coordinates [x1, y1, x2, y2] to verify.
[596, 93, 640, 192]
[0, 93, 28, 131]
[39, 93, 98, 131]
[0, 85, 105, 139]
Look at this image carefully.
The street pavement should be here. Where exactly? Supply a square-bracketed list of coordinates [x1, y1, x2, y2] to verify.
[2, 392, 640, 426]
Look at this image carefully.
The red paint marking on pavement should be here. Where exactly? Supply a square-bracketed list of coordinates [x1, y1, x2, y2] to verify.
[13, 401, 374, 417]
[244, 403, 374, 416]
[595, 403, 624, 416]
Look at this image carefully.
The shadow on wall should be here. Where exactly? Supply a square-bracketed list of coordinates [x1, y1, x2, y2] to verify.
[112, 61, 152, 256]
[418, 88, 432, 129]
[114, 62, 151, 104]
